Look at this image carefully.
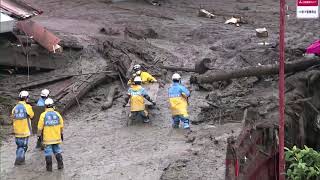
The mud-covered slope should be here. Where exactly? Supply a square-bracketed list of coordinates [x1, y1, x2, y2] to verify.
[1, 0, 320, 179]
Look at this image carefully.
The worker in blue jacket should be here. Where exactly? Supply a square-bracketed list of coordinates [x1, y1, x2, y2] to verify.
[37, 89, 50, 106]
[36, 89, 50, 149]
[168, 73, 191, 129]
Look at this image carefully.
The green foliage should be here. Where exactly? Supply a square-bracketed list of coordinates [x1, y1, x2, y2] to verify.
[285, 146, 320, 180]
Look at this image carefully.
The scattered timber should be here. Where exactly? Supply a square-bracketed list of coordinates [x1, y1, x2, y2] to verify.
[59, 73, 116, 113]
[19, 75, 73, 90]
[190, 59, 320, 84]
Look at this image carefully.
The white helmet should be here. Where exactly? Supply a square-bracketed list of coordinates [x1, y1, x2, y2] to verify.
[44, 98, 54, 106]
[172, 73, 181, 80]
[40, 89, 50, 97]
[133, 64, 141, 71]
[134, 76, 142, 83]
[19, 91, 29, 98]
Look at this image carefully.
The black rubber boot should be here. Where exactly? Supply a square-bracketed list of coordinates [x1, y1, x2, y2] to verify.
[55, 153, 64, 170]
[45, 156, 53, 172]
[143, 116, 150, 123]
[36, 136, 42, 149]
[14, 159, 21, 166]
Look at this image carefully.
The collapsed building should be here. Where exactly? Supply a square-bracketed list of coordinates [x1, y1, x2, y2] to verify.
[1, 0, 320, 180]
[0, 0, 63, 72]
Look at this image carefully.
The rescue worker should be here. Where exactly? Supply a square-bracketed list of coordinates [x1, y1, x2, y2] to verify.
[168, 73, 191, 129]
[123, 76, 156, 123]
[36, 89, 50, 149]
[127, 64, 157, 85]
[37, 98, 64, 171]
[11, 90, 34, 165]
[37, 89, 50, 106]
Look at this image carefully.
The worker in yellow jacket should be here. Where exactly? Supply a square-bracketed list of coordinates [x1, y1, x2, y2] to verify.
[11, 90, 34, 165]
[123, 76, 156, 123]
[37, 98, 64, 171]
[168, 73, 191, 129]
[127, 64, 157, 85]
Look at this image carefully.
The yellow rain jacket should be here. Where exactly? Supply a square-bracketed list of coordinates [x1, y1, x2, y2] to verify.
[168, 83, 190, 117]
[127, 71, 157, 85]
[38, 108, 64, 145]
[128, 85, 148, 112]
[12, 101, 34, 138]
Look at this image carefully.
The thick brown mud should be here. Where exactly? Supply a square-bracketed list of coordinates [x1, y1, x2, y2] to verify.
[1, 0, 320, 179]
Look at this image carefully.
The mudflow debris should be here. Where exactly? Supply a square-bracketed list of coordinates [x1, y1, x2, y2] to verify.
[1, 0, 320, 180]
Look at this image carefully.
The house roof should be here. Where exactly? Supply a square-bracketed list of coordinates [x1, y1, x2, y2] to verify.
[0, 0, 42, 20]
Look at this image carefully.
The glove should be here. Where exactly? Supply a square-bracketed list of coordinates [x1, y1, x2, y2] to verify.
[61, 133, 64, 141]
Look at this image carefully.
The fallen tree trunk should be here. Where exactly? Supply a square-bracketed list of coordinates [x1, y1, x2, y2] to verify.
[161, 58, 213, 74]
[59, 73, 115, 113]
[191, 59, 320, 84]
[101, 85, 118, 110]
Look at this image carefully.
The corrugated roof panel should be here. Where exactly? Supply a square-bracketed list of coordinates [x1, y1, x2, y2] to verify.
[0, 0, 42, 20]
[16, 20, 61, 52]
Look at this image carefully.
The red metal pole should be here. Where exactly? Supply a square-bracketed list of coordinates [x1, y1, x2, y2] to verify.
[279, 0, 286, 179]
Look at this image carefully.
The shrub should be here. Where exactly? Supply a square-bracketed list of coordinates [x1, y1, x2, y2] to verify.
[285, 146, 320, 180]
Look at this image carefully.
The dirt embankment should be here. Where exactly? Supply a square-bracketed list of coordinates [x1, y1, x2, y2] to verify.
[1, 0, 320, 179]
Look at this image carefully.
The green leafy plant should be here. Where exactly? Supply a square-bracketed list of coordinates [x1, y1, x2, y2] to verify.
[285, 146, 320, 180]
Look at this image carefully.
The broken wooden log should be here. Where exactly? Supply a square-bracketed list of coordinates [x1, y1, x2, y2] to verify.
[59, 73, 116, 113]
[190, 59, 320, 84]
[101, 85, 118, 110]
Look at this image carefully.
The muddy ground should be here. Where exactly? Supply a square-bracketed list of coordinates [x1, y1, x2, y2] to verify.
[1, 0, 320, 179]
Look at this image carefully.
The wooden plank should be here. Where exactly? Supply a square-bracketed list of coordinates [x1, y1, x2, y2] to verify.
[46, 78, 74, 100]
[19, 76, 73, 90]
[144, 83, 159, 105]
[124, 83, 159, 107]
[58, 73, 114, 113]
